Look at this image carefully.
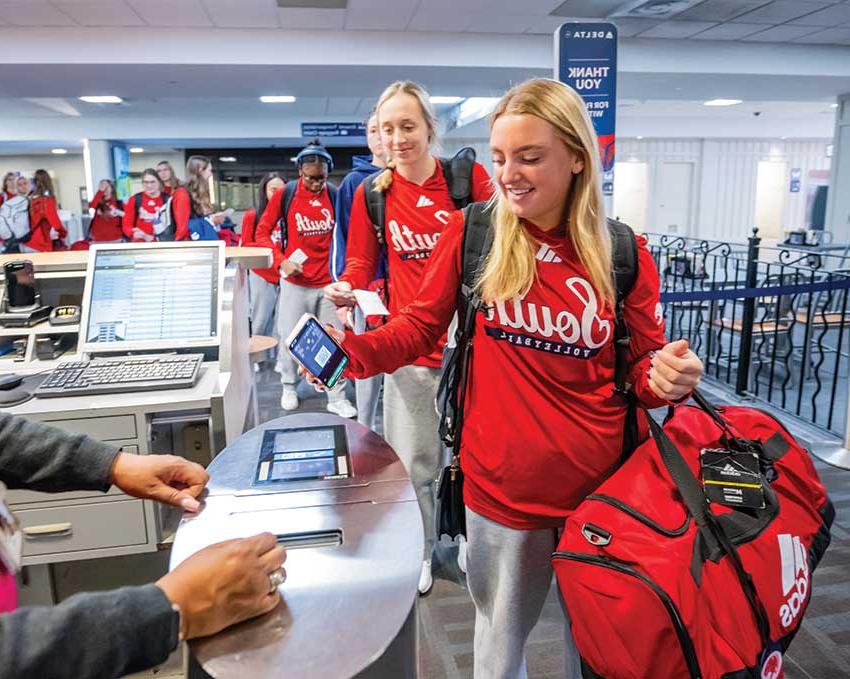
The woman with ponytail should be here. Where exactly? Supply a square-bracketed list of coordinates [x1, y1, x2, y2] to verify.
[325, 80, 492, 595]
[311, 79, 702, 676]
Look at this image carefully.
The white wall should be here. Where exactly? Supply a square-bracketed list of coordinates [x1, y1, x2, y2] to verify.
[0, 154, 87, 213]
[616, 138, 832, 244]
[128, 151, 186, 179]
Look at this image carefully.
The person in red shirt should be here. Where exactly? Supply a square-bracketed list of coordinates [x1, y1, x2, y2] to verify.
[88, 179, 124, 242]
[240, 172, 286, 350]
[123, 169, 165, 242]
[325, 80, 493, 594]
[24, 170, 67, 252]
[255, 143, 357, 418]
[312, 79, 703, 676]
[156, 161, 182, 195]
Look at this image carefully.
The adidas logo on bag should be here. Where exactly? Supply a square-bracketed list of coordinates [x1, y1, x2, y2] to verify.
[778, 533, 810, 628]
[721, 463, 741, 477]
[535, 244, 562, 264]
[416, 195, 435, 208]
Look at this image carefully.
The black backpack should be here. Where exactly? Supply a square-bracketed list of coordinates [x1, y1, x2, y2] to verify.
[361, 147, 477, 247]
[278, 180, 338, 252]
[436, 202, 640, 453]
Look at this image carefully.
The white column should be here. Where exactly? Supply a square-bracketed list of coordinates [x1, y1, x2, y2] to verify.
[83, 139, 114, 202]
[826, 94, 850, 243]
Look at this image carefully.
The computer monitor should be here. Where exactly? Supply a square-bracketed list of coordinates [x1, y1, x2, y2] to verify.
[79, 242, 225, 355]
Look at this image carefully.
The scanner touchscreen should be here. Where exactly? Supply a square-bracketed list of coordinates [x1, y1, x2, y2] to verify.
[254, 425, 349, 485]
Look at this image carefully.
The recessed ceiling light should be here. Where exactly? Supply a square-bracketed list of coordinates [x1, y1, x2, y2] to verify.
[704, 99, 742, 107]
[831, 103, 839, 108]
[219, 156, 237, 163]
[129, 147, 144, 153]
[79, 95, 123, 104]
[637, 135, 644, 140]
[430, 96, 463, 105]
[51, 148, 68, 154]
[260, 95, 296, 104]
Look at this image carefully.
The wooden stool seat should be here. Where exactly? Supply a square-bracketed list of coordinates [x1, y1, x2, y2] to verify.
[248, 335, 278, 362]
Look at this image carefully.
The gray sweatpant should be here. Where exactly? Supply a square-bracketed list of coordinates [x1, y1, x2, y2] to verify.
[383, 364, 445, 559]
[466, 507, 582, 679]
[248, 271, 279, 341]
[353, 305, 382, 431]
[276, 278, 345, 400]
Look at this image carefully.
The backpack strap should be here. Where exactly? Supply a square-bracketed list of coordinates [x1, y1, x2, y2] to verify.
[607, 217, 638, 395]
[362, 171, 386, 247]
[440, 146, 477, 211]
[278, 180, 298, 251]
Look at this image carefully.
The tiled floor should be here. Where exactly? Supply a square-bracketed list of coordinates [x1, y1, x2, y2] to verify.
[117, 367, 850, 678]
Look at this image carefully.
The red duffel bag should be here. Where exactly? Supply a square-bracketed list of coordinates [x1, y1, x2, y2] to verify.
[553, 391, 834, 679]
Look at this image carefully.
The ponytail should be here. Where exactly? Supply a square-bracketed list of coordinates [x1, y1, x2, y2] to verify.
[372, 159, 395, 193]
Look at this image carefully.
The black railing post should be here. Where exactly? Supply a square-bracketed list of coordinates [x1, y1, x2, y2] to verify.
[736, 228, 761, 396]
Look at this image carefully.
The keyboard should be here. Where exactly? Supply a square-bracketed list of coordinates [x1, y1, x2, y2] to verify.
[34, 354, 204, 399]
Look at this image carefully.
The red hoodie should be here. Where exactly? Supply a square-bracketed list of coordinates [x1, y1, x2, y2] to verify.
[240, 207, 280, 285]
[88, 190, 123, 241]
[121, 189, 190, 242]
[341, 159, 492, 367]
[27, 195, 66, 252]
[343, 211, 669, 529]
[255, 179, 335, 288]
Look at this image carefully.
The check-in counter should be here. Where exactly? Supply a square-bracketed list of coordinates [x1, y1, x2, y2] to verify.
[170, 412, 423, 679]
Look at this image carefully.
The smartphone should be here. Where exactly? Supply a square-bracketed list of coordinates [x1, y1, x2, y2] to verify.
[4, 261, 37, 311]
[286, 313, 349, 389]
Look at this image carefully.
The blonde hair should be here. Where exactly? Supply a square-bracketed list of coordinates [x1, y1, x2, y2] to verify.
[478, 78, 613, 307]
[372, 80, 438, 193]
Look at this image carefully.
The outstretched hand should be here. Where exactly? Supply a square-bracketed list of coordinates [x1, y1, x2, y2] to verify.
[297, 325, 346, 392]
[110, 452, 209, 512]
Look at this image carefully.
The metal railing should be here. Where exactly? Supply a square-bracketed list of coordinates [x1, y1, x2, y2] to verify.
[646, 229, 850, 435]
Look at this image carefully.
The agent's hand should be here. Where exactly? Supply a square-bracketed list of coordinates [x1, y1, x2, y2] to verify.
[297, 325, 346, 392]
[281, 259, 303, 277]
[156, 533, 286, 640]
[324, 281, 356, 307]
[110, 452, 209, 512]
[648, 339, 703, 402]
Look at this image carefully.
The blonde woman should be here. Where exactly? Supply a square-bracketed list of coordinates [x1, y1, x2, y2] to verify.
[325, 81, 493, 594]
[312, 79, 702, 676]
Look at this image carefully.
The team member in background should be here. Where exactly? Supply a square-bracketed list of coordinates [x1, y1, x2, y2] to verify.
[88, 179, 124, 242]
[1, 173, 17, 204]
[184, 155, 232, 242]
[157, 160, 182, 195]
[122, 169, 166, 242]
[313, 79, 703, 677]
[325, 81, 493, 594]
[25, 169, 66, 252]
[255, 142, 357, 418]
[0, 176, 31, 251]
[331, 111, 387, 431]
[240, 172, 286, 360]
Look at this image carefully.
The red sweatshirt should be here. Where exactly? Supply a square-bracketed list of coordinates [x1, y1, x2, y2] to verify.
[120, 190, 189, 242]
[255, 179, 335, 288]
[240, 208, 280, 284]
[88, 190, 123, 241]
[343, 212, 670, 529]
[341, 159, 492, 367]
[27, 195, 67, 252]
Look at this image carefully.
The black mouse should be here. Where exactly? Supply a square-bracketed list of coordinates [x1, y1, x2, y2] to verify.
[0, 374, 23, 391]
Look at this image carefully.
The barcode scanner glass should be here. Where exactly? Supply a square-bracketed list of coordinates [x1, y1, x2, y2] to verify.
[287, 314, 348, 389]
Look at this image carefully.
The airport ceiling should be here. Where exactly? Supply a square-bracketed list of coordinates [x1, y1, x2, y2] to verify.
[0, 0, 847, 145]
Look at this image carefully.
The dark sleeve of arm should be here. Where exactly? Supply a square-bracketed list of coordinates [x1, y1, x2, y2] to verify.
[0, 413, 119, 492]
[343, 212, 463, 378]
[330, 175, 355, 282]
[470, 162, 494, 202]
[0, 585, 179, 679]
[623, 237, 669, 408]
[255, 189, 285, 270]
[339, 185, 381, 291]
[172, 189, 191, 241]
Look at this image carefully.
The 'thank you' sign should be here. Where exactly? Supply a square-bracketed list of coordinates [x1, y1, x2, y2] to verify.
[555, 22, 618, 195]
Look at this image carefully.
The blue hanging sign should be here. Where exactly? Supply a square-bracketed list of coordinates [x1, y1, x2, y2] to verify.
[301, 122, 366, 138]
[112, 145, 131, 201]
[555, 22, 618, 194]
[790, 168, 801, 193]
